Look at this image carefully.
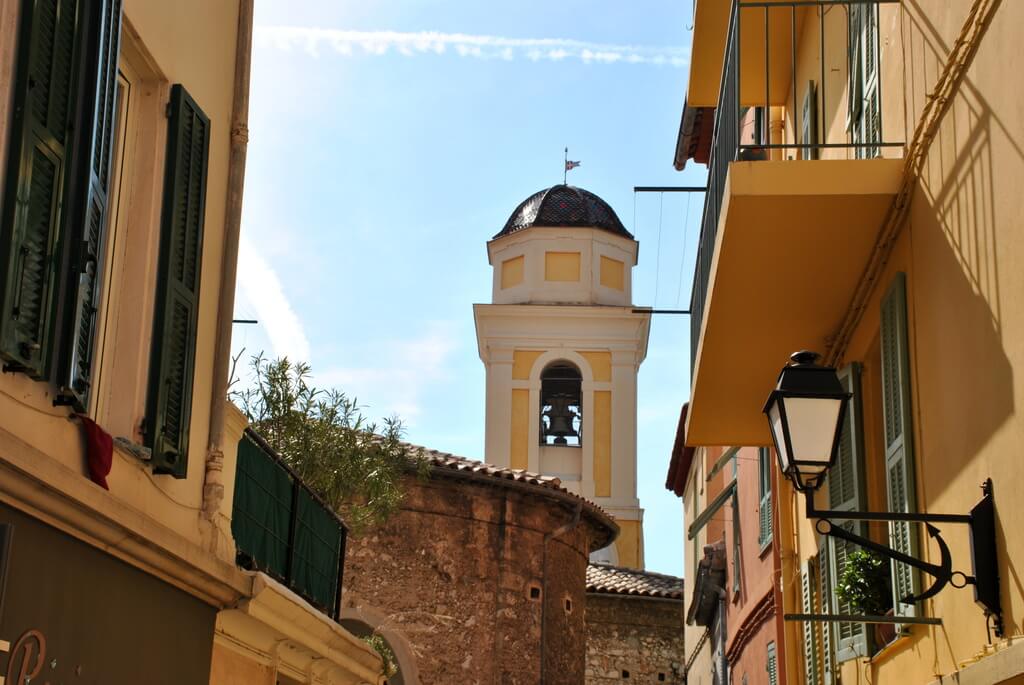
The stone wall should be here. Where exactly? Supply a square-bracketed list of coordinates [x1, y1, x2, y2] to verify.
[585, 594, 685, 684]
[342, 471, 609, 685]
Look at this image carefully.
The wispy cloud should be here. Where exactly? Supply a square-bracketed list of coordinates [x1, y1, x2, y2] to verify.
[237, 237, 312, 363]
[255, 26, 689, 67]
[317, 323, 460, 423]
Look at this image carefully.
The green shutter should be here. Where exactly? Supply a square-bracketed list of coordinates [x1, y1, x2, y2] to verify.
[759, 447, 773, 547]
[818, 543, 836, 685]
[732, 491, 742, 593]
[801, 81, 818, 160]
[802, 560, 820, 685]
[0, 0, 82, 377]
[881, 272, 920, 617]
[146, 84, 209, 477]
[766, 642, 778, 685]
[826, 363, 870, 660]
[59, 0, 122, 409]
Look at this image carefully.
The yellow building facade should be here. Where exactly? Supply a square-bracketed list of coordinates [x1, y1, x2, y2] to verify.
[0, 2, 381, 682]
[475, 184, 650, 569]
[679, 0, 1024, 683]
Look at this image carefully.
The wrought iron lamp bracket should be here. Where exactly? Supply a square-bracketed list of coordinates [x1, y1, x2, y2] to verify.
[804, 479, 1002, 637]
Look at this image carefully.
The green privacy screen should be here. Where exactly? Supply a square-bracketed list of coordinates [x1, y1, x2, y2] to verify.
[232, 431, 346, 616]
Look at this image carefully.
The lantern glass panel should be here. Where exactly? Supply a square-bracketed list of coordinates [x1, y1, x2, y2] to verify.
[767, 401, 791, 473]
[782, 397, 842, 471]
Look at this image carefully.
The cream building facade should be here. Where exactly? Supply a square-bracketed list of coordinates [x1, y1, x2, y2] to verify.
[0, 1, 381, 682]
[474, 185, 650, 568]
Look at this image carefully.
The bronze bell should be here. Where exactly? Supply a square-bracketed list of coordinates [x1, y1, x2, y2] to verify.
[544, 394, 578, 444]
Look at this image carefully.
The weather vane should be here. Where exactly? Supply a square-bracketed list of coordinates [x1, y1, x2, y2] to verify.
[564, 147, 581, 184]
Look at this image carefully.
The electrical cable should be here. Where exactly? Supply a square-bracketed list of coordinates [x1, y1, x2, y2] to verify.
[676, 191, 693, 306]
[653, 192, 665, 306]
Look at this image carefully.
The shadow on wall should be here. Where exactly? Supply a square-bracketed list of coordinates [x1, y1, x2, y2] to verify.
[903, 0, 1021, 633]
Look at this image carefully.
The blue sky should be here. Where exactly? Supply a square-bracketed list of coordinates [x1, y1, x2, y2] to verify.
[233, 0, 706, 577]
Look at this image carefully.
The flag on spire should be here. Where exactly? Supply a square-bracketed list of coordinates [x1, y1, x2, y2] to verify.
[565, 160, 581, 171]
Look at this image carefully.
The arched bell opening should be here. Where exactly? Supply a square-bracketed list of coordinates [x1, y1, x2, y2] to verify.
[539, 361, 582, 447]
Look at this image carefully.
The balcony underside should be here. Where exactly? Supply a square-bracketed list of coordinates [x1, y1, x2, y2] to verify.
[687, 158, 904, 446]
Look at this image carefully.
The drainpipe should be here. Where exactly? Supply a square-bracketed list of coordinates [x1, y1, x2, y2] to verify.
[540, 502, 583, 681]
[202, 0, 254, 522]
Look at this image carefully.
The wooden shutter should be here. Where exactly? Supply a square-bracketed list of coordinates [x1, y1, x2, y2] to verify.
[758, 447, 773, 547]
[818, 542, 836, 685]
[766, 642, 779, 685]
[146, 84, 210, 477]
[847, 4, 863, 134]
[0, 0, 82, 377]
[801, 560, 820, 685]
[881, 272, 920, 617]
[826, 363, 870, 660]
[732, 491, 742, 593]
[801, 81, 818, 160]
[58, 0, 122, 409]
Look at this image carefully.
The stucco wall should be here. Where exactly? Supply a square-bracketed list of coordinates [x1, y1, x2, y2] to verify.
[584, 594, 684, 684]
[342, 472, 605, 685]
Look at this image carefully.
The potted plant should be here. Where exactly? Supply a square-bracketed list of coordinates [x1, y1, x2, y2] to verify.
[835, 549, 897, 646]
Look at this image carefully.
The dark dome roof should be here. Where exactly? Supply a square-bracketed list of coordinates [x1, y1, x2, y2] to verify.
[495, 185, 633, 240]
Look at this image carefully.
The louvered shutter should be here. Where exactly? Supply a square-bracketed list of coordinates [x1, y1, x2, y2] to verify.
[880, 273, 920, 617]
[802, 560, 820, 685]
[146, 85, 210, 477]
[0, 0, 82, 377]
[758, 448, 773, 547]
[847, 4, 863, 132]
[801, 81, 818, 161]
[826, 363, 870, 660]
[58, 0, 122, 409]
[818, 543, 836, 685]
[766, 642, 779, 685]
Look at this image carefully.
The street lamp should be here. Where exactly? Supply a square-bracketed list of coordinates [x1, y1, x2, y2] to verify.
[762, 351, 850, 492]
[766, 351, 1003, 637]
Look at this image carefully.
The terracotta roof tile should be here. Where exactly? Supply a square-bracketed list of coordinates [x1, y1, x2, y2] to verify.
[402, 442, 619, 550]
[586, 563, 684, 600]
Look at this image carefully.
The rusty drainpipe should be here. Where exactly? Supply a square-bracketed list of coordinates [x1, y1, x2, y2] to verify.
[539, 502, 583, 681]
[203, 0, 254, 522]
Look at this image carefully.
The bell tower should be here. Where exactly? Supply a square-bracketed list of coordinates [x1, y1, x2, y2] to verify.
[473, 185, 650, 569]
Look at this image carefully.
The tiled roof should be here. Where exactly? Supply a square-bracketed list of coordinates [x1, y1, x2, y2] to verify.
[586, 563, 684, 600]
[494, 184, 634, 240]
[403, 443, 618, 550]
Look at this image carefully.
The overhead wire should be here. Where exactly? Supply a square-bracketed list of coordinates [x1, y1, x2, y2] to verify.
[675, 191, 693, 307]
[653, 192, 665, 306]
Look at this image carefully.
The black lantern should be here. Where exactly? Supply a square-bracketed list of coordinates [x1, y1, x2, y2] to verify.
[762, 351, 850, 492]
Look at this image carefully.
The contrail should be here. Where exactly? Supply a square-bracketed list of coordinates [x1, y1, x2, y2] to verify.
[255, 26, 689, 67]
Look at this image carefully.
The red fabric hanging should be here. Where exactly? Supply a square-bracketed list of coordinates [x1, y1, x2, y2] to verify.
[77, 415, 113, 490]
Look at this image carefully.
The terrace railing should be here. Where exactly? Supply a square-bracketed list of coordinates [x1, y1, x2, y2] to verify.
[232, 428, 348, 620]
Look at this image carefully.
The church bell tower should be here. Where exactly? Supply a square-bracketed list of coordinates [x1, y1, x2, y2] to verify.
[474, 185, 650, 569]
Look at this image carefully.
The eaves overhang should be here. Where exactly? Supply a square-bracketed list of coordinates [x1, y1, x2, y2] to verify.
[687, 157, 904, 447]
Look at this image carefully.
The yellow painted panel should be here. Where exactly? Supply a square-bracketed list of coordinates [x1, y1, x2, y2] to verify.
[544, 252, 581, 281]
[512, 349, 545, 380]
[501, 255, 524, 289]
[510, 389, 530, 470]
[594, 390, 612, 497]
[599, 256, 624, 290]
[614, 519, 643, 570]
[578, 351, 612, 382]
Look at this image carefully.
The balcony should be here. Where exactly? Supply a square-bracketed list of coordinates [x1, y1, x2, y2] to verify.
[685, 0, 905, 446]
[232, 428, 348, 620]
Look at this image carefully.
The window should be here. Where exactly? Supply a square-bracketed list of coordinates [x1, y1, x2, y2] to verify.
[1, 5, 210, 478]
[848, 3, 881, 158]
[758, 447, 772, 548]
[539, 362, 581, 446]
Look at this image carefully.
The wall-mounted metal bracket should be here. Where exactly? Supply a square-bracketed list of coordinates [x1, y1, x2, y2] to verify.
[803, 479, 1002, 637]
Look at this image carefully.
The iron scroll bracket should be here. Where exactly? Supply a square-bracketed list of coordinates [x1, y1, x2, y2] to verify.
[803, 479, 1002, 637]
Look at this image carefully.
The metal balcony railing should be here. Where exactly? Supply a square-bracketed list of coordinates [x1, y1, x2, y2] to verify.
[232, 428, 348, 620]
[689, 0, 903, 373]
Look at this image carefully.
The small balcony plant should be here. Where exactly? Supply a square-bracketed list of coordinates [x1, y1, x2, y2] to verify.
[835, 549, 896, 646]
